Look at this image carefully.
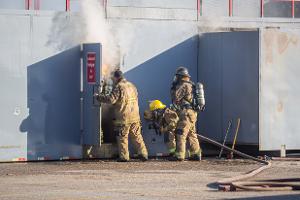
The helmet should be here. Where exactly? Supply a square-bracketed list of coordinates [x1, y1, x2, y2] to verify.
[149, 100, 166, 111]
[113, 69, 124, 79]
[144, 110, 153, 120]
[176, 66, 190, 77]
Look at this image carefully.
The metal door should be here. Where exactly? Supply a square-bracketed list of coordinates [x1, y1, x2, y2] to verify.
[198, 31, 259, 145]
[0, 43, 101, 162]
[24, 46, 82, 161]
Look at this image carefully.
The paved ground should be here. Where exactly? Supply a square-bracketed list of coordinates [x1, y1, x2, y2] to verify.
[0, 159, 299, 200]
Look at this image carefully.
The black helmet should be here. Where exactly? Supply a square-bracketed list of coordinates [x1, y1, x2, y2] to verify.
[113, 69, 124, 79]
[176, 66, 190, 78]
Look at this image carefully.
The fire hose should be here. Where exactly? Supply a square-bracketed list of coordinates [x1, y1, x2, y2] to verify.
[196, 134, 300, 191]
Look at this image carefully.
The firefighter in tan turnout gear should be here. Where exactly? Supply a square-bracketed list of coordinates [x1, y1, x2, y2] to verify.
[144, 100, 178, 156]
[170, 67, 205, 161]
[96, 69, 148, 162]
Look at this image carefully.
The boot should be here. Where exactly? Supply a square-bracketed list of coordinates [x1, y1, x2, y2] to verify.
[138, 155, 148, 162]
[188, 154, 201, 161]
[168, 156, 184, 162]
[117, 158, 129, 162]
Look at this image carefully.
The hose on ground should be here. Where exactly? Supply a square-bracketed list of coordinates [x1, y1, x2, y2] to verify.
[195, 134, 300, 191]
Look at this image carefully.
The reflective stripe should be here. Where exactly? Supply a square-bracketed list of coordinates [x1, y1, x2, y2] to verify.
[114, 118, 140, 126]
[126, 97, 137, 102]
[169, 148, 176, 153]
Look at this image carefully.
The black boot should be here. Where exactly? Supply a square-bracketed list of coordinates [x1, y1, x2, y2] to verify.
[168, 156, 184, 161]
[117, 158, 129, 162]
[138, 155, 148, 162]
[188, 154, 201, 161]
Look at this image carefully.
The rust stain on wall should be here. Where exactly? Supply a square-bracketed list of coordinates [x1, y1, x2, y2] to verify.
[263, 30, 275, 64]
[277, 101, 284, 113]
[277, 32, 299, 55]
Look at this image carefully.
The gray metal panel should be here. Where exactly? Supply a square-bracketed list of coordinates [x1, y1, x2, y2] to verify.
[82, 43, 101, 146]
[233, 0, 260, 18]
[221, 31, 259, 144]
[23, 46, 82, 160]
[39, 0, 65, 11]
[198, 31, 259, 145]
[0, 1, 25, 10]
[260, 29, 300, 151]
[198, 33, 223, 142]
[107, 7, 197, 20]
[125, 36, 198, 156]
[108, 0, 196, 9]
[0, 15, 31, 161]
[202, 0, 228, 17]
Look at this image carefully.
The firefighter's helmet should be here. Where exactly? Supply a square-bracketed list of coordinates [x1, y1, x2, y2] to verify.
[176, 66, 191, 77]
[144, 110, 153, 120]
[149, 100, 166, 111]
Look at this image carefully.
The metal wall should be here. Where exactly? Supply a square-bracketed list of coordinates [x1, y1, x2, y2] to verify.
[0, 14, 30, 161]
[126, 36, 199, 156]
[260, 28, 300, 151]
[198, 31, 260, 145]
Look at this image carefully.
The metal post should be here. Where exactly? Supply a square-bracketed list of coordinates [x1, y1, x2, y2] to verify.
[66, 0, 70, 12]
[25, 0, 31, 10]
[260, 0, 264, 18]
[104, 0, 108, 19]
[229, 0, 233, 17]
[34, 0, 40, 10]
[292, 0, 295, 18]
[197, 0, 201, 20]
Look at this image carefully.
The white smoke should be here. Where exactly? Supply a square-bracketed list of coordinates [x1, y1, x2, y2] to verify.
[47, 0, 136, 77]
[47, 12, 86, 51]
[80, 0, 119, 69]
[80, 0, 138, 76]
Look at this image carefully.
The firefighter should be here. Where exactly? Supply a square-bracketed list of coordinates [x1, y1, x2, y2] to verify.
[171, 67, 202, 161]
[96, 69, 148, 162]
[144, 100, 178, 156]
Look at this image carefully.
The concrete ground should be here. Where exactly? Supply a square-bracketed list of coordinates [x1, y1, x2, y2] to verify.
[0, 159, 299, 200]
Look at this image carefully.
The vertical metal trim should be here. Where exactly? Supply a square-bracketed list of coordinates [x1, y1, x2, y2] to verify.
[197, 0, 200, 20]
[104, 0, 108, 19]
[260, 0, 264, 18]
[25, 0, 31, 10]
[292, 0, 295, 18]
[80, 44, 84, 144]
[34, 0, 40, 10]
[66, 0, 70, 12]
[229, 0, 233, 17]
[220, 33, 224, 140]
[258, 29, 262, 151]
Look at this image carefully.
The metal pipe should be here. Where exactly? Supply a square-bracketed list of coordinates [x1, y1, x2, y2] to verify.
[260, 0, 264, 18]
[229, 0, 233, 17]
[292, 0, 295, 18]
[66, 0, 70, 12]
[25, 0, 31, 10]
[197, 133, 269, 165]
[197, 0, 201, 20]
[34, 0, 40, 10]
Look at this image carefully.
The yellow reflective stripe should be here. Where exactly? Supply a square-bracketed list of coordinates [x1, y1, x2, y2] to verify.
[169, 148, 176, 153]
[125, 98, 137, 103]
